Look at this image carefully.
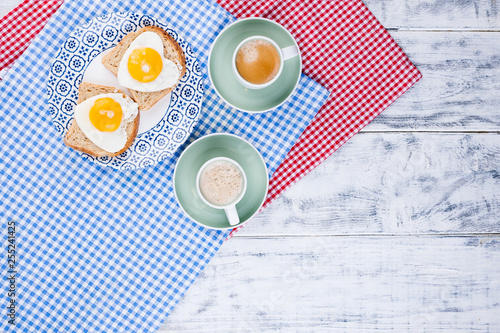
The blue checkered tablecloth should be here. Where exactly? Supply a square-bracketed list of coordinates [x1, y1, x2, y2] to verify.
[0, 0, 328, 332]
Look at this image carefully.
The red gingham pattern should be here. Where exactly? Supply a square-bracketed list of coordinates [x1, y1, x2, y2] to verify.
[0, 0, 64, 71]
[217, 0, 421, 237]
[0, 0, 421, 238]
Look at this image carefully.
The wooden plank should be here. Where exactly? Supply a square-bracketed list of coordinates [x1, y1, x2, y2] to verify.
[364, 0, 500, 30]
[160, 236, 500, 332]
[236, 132, 500, 236]
[0, 1, 20, 14]
[364, 31, 500, 132]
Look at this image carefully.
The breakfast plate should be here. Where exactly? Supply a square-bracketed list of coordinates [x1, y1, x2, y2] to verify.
[208, 18, 302, 113]
[47, 12, 203, 170]
[173, 133, 269, 229]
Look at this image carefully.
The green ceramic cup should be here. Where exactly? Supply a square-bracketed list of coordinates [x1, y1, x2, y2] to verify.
[208, 17, 302, 113]
[173, 133, 269, 229]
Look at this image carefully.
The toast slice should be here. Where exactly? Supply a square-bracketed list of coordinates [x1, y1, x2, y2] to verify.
[64, 82, 140, 157]
[101, 26, 186, 111]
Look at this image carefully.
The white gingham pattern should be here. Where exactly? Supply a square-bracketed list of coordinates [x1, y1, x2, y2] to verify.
[0, 1, 328, 332]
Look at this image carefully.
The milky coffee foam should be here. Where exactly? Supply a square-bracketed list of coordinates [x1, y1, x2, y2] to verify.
[199, 161, 244, 206]
[235, 39, 280, 85]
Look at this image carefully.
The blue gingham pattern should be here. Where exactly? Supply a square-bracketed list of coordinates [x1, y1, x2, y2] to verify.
[0, 1, 328, 332]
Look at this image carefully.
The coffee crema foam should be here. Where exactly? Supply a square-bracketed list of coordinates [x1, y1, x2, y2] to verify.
[236, 39, 280, 85]
[199, 161, 244, 206]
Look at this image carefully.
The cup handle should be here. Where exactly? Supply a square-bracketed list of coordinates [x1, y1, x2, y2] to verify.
[281, 45, 299, 61]
[225, 205, 240, 226]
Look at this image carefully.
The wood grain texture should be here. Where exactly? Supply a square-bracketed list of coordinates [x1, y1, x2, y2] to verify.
[240, 133, 500, 236]
[364, 0, 500, 30]
[160, 236, 500, 332]
[365, 32, 500, 132]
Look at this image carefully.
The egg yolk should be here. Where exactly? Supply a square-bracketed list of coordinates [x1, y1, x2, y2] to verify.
[89, 98, 123, 132]
[127, 47, 163, 83]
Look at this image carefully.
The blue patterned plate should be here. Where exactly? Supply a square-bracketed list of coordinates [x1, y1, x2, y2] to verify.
[47, 12, 203, 170]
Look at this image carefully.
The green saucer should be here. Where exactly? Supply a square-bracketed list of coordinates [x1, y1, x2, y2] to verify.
[208, 18, 302, 113]
[173, 133, 269, 229]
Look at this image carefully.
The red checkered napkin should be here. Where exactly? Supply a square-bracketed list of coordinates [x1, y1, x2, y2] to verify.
[218, 0, 422, 230]
[0, 0, 63, 71]
[0, 0, 421, 228]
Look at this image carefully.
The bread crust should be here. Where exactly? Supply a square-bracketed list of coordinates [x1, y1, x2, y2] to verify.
[64, 82, 140, 158]
[101, 26, 186, 111]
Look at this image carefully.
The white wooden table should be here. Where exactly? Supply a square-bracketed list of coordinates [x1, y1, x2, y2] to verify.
[2, 1, 499, 332]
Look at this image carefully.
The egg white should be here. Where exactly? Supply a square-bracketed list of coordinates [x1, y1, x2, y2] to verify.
[117, 31, 181, 92]
[74, 93, 138, 153]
